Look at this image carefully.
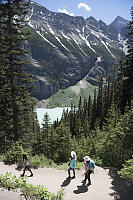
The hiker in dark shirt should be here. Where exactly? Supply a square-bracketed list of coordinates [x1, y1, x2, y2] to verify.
[21, 154, 33, 177]
[82, 156, 95, 185]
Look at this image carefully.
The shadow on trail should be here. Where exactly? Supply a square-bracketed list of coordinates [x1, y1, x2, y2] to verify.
[107, 167, 133, 200]
[61, 178, 71, 187]
[73, 183, 88, 194]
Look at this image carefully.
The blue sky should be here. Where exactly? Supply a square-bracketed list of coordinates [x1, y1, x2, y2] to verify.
[34, 0, 132, 24]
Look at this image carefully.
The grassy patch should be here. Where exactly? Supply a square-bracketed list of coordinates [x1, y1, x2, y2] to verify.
[56, 161, 83, 171]
[46, 88, 78, 108]
[46, 82, 97, 108]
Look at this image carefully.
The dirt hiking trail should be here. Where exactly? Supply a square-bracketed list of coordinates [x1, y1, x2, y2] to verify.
[0, 162, 133, 200]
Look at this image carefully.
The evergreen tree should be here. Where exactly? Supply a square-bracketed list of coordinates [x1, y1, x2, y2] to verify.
[28, 107, 41, 154]
[87, 95, 92, 122]
[122, 7, 133, 113]
[96, 77, 103, 119]
[96, 104, 133, 168]
[77, 96, 82, 119]
[0, 0, 36, 151]
[54, 122, 72, 162]
[99, 77, 111, 128]
[41, 113, 52, 158]
[90, 89, 97, 129]
[69, 107, 76, 136]
[0, 0, 13, 151]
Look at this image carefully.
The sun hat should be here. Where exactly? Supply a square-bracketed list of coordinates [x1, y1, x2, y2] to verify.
[71, 151, 76, 158]
[83, 156, 90, 161]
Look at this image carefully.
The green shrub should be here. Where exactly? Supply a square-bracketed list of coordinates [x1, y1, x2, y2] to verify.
[94, 157, 103, 167]
[0, 172, 64, 200]
[0, 172, 26, 191]
[30, 155, 55, 168]
[28, 155, 83, 171]
[0, 154, 6, 161]
[118, 156, 133, 180]
[3, 142, 24, 165]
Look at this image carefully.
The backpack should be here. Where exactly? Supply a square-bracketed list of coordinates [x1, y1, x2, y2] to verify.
[90, 160, 95, 170]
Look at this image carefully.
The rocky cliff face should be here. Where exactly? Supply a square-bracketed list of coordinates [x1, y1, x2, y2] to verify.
[26, 1, 128, 100]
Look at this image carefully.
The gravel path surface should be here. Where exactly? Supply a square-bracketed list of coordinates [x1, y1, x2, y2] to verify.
[0, 162, 133, 200]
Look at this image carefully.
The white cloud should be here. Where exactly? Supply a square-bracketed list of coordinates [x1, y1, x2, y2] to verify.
[58, 8, 74, 16]
[78, 3, 91, 12]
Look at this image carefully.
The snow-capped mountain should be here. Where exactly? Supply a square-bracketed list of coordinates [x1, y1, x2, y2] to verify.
[26, 2, 128, 100]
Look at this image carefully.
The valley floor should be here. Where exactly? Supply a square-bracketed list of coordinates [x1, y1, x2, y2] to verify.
[0, 162, 133, 200]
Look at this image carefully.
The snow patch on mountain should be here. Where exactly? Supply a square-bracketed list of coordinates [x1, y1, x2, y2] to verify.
[27, 7, 34, 21]
[55, 36, 70, 51]
[31, 58, 41, 68]
[76, 29, 80, 33]
[118, 33, 128, 54]
[28, 22, 34, 29]
[96, 57, 102, 62]
[37, 31, 56, 47]
[31, 1, 43, 8]
[72, 38, 87, 56]
[61, 32, 70, 40]
[79, 34, 96, 53]
[69, 32, 82, 43]
[90, 30, 100, 38]
[101, 40, 115, 58]
[48, 25, 55, 35]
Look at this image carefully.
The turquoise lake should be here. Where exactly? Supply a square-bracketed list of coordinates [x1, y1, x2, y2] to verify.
[36, 107, 71, 126]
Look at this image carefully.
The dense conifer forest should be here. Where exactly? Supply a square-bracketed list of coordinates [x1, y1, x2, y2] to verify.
[0, 0, 133, 182]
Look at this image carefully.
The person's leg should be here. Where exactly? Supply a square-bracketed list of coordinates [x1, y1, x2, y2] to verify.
[72, 168, 75, 178]
[87, 170, 92, 185]
[21, 166, 26, 176]
[27, 165, 33, 176]
[68, 167, 71, 178]
[82, 172, 88, 183]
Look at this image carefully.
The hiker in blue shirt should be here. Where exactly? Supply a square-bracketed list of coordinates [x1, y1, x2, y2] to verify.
[82, 156, 95, 185]
[67, 151, 76, 179]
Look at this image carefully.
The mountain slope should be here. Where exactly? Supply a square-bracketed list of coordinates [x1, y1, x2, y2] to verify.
[26, 2, 127, 100]
[109, 16, 129, 34]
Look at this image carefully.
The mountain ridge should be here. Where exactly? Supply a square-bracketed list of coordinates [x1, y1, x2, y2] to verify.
[26, 1, 128, 100]
[109, 16, 129, 33]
